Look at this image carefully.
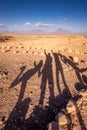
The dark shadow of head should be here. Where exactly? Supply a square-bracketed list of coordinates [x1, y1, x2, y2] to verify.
[75, 82, 87, 91]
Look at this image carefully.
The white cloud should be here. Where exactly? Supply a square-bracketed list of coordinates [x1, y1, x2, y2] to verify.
[24, 23, 31, 26]
[35, 23, 53, 27]
[0, 24, 6, 27]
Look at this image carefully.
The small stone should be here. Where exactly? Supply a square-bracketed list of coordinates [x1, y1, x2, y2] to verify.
[48, 121, 59, 130]
[38, 104, 43, 108]
[75, 51, 80, 54]
[5, 49, 10, 52]
[0, 121, 3, 125]
[0, 121, 4, 127]
[57, 112, 68, 125]
[7, 46, 10, 49]
[2, 46, 5, 49]
[73, 56, 79, 63]
[66, 99, 76, 114]
[79, 89, 87, 97]
[2, 73, 6, 78]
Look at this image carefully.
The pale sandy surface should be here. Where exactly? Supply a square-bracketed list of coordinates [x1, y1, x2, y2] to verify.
[0, 34, 87, 130]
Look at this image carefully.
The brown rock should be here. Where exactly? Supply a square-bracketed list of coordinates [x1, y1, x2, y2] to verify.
[66, 99, 76, 114]
[56, 112, 68, 126]
[73, 56, 79, 63]
[79, 89, 87, 97]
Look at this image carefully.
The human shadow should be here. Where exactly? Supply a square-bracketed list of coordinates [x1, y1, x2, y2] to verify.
[38, 50, 55, 105]
[10, 60, 43, 100]
[59, 54, 87, 86]
[22, 89, 71, 130]
[52, 50, 71, 97]
[4, 60, 43, 130]
[52, 52, 87, 130]
[3, 53, 87, 130]
[59, 54, 87, 130]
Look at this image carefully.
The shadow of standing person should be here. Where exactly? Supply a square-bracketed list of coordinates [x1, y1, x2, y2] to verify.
[52, 50, 71, 97]
[4, 60, 43, 130]
[59, 54, 87, 85]
[38, 50, 55, 106]
[10, 60, 43, 100]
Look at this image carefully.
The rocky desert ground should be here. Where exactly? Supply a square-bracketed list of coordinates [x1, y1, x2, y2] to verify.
[0, 34, 87, 130]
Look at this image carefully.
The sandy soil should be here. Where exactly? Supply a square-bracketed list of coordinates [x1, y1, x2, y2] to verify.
[0, 34, 87, 130]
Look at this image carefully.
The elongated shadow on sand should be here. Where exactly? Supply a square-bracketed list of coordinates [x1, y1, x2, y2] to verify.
[10, 60, 43, 99]
[3, 53, 87, 130]
[52, 51, 71, 98]
[4, 60, 43, 130]
[59, 54, 87, 85]
[22, 89, 71, 130]
[38, 50, 55, 105]
[59, 54, 87, 130]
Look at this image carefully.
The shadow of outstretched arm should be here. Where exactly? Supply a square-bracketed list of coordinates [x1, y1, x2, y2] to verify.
[9, 66, 26, 88]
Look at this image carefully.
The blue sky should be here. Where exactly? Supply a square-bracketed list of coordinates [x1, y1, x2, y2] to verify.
[0, 0, 87, 32]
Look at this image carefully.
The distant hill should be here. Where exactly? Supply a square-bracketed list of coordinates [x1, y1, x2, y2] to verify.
[1, 30, 87, 36]
[52, 28, 73, 34]
[25, 30, 48, 35]
[78, 32, 87, 37]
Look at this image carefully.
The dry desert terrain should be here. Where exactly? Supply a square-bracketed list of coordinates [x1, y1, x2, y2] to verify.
[0, 34, 87, 130]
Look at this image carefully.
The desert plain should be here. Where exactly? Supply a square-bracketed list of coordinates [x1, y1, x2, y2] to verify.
[0, 34, 87, 130]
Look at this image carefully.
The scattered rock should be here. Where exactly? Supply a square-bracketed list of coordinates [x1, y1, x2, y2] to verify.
[5, 50, 10, 52]
[66, 99, 76, 114]
[7, 46, 10, 49]
[0, 66, 8, 80]
[73, 56, 79, 63]
[0, 121, 3, 126]
[0, 121, 4, 128]
[75, 51, 80, 54]
[26, 51, 28, 53]
[56, 112, 68, 126]
[79, 89, 87, 97]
